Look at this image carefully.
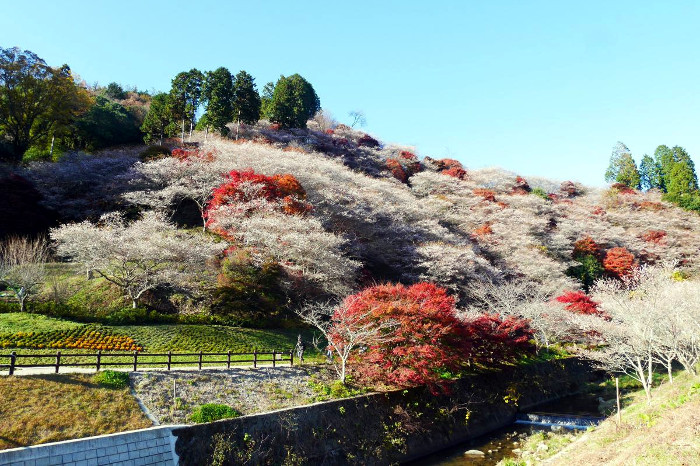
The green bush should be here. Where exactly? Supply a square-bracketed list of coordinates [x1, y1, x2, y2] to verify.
[94, 370, 130, 389]
[189, 404, 241, 423]
[531, 187, 550, 201]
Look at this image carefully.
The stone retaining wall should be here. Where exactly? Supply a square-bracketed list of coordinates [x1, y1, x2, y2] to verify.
[173, 358, 596, 465]
[0, 426, 181, 466]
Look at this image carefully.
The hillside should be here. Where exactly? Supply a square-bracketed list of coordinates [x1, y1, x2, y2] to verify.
[9, 122, 700, 318]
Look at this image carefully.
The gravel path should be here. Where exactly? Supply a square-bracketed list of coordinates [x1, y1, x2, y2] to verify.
[130, 365, 334, 425]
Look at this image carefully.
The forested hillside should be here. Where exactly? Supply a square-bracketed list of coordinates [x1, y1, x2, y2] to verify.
[2, 45, 699, 395]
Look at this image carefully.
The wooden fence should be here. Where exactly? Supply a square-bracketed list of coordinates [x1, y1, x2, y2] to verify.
[0, 349, 294, 375]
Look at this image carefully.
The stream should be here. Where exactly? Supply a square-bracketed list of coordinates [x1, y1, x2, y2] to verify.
[408, 392, 606, 465]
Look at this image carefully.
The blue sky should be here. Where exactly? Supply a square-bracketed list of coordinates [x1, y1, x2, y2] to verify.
[3, 1, 700, 186]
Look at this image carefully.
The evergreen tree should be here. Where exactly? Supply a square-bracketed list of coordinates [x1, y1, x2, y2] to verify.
[202, 67, 233, 135]
[141, 92, 176, 145]
[639, 154, 663, 191]
[260, 81, 275, 120]
[604, 141, 640, 189]
[267, 74, 320, 128]
[654, 144, 674, 191]
[666, 146, 698, 197]
[170, 69, 203, 142]
[232, 70, 261, 125]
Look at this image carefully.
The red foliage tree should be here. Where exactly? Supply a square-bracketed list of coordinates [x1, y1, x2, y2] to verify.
[572, 236, 602, 259]
[641, 229, 667, 244]
[603, 247, 637, 278]
[358, 134, 380, 148]
[438, 158, 467, 180]
[555, 291, 607, 318]
[512, 176, 531, 195]
[462, 314, 534, 364]
[205, 170, 311, 229]
[385, 158, 408, 183]
[472, 223, 493, 237]
[473, 188, 497, 202]
[333, 282, 535, 392]
[171, 147, 216, 162]
[335, 282, 469, 392]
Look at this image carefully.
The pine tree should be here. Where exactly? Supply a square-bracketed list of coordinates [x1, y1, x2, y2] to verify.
[232, 71, 261, 126]
[141, 93, 176, 145]
[605, 141, 640, 189]
[202, 67, 233, 136]
[639, 154, 663, 191]
[267, 74, 320, 128]
[170, 69, 203, 142]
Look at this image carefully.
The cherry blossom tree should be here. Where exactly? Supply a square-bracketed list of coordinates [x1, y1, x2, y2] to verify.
[51, 212, 223, 308]
[0, 236, 49, 312]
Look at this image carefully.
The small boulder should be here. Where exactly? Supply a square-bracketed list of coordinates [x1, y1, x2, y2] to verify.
[463, 449, 485, 457]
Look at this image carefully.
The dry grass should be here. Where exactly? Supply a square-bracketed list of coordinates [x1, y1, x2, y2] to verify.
[547, 371, 700, 465]
[0, 373, 152, 450]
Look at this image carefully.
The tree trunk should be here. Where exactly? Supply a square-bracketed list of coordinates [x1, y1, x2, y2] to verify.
[181, 119, 185, 144]
[49, 135, 55, 160]
[189, 121, 194, 140]
[132, 299, 138, 309]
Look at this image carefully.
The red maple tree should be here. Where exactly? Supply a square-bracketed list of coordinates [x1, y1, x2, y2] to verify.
[205, 170, 311, 235]
[555, 291, 608, 318]
[603, 247, 637, 278]
[331, 282, 534, 392]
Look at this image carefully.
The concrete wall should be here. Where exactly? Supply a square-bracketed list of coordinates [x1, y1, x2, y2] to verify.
[173, 358, 596, 465]
[0, 426, 181, 466]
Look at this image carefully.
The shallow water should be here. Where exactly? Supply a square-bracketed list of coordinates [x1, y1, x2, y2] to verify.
[409, 392, 604, 465]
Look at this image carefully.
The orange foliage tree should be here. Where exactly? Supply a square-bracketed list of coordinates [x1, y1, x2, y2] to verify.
[603, 247, 637, 278]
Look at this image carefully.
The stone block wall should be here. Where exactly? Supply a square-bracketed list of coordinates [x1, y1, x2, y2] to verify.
[0, 426, 180, 466]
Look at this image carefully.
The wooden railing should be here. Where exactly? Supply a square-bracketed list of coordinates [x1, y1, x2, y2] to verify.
[0, 349, 294, 375]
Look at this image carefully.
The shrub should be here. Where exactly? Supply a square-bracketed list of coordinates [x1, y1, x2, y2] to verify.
[139, 145, 171, 161]
[566, 254, 605, 291]
[94, 370, 130, 389]
[559, 180, 579, 197]
[531, 187, 550, 201]
[438, 159, 467, 180]
[603, 247, 637, 278]
[189, 404, 241, 423]
[358, 134, 380, 148]
[611, 182, 637, 195]
[171, 147, 215, 162]
[636, 201, 664, 211]
[442, 166, 467, 179]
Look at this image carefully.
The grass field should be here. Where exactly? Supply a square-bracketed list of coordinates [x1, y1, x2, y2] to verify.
[0, 313, 83, 333]
[0, 373, 152, 450]
[502, 370, 700, 465]
[0, 313, 323, 369]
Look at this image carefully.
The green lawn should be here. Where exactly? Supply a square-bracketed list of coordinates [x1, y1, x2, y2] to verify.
[0, 313, 323, 369]
[0, 313, 84, 333]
